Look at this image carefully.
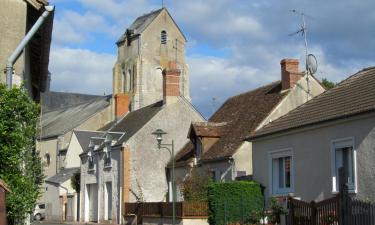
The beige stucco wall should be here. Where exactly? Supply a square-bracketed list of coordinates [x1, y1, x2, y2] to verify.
[38, 138, 58, 178]
[113, 9, 189, 111]
[232, 141, 252, 176]
[257, 75, 325, 130]
[64, 132, 83, 168]
[126, 98, 204, 202]
[252, 113, 375, 202]
[0, 0, 27, 84]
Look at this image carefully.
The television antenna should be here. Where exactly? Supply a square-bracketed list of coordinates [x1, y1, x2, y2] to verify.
[289, 9, 318, 100]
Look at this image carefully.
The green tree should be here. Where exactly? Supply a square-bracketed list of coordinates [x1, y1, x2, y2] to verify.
[0, 85, 43, 224]
[322, 78, 335, 90]
[180, 168, 211, 202]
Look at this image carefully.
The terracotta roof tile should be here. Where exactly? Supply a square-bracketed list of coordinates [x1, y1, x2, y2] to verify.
[250, 67, 375, 139]
[175, 81, 287, 162]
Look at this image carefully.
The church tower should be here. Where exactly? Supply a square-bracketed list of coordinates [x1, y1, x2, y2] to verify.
[113, 8, 190, 114]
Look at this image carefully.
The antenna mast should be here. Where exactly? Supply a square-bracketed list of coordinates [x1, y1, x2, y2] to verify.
[290, 9, 311, 99]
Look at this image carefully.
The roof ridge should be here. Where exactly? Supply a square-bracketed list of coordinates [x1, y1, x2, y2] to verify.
[249, 66, 375, 138]
[227, 81, 281, 100]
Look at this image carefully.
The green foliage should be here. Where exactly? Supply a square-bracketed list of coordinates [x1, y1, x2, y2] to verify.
[267, 197, 288, 224]
[0, 85, 43, 224]
[71, 171, 80, 192]
[181, 168, 211, 202]
[321, 78, 335, 90]
[207, 181, 263, 225]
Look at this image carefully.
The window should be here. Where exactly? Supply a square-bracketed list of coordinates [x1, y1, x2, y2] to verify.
[88, 151, 94, 170]
[104, 146, 111, 167]
[331, 138, 356, 192]
[161, 30, 167, 44]
[44, 153, 51, 167]
[196, 138, 202, 158]
[269, 149, 293, 195]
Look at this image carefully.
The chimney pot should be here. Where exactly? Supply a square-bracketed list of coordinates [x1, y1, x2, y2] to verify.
[114, 93, 130, 118]
[280, 59, 302, 90]
[163, 61, 180, 105]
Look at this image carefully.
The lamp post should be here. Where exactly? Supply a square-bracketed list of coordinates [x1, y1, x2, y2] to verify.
[152, 129, 176, 225]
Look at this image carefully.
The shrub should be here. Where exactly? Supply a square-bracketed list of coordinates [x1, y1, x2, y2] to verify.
[267, 197, 288, 224]
[181, 168, 212, 202]
[207, 181, 263, 225]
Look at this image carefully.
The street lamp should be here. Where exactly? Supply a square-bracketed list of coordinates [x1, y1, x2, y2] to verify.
[152, 129, 176, 225]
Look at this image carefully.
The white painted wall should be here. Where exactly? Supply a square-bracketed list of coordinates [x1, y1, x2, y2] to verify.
[252, 113, 375, 202]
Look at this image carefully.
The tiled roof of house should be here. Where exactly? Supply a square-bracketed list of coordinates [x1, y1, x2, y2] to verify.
[41, 91, 108, 112]
[175, 81, 287, 162]
[45, 167, 79, 185]
[189, 122, 227, 138]
[111, 101, 164, 144]
[250, 67, 375, 139]
[40, 95, 111, 139]
[74, 130, 106, 153]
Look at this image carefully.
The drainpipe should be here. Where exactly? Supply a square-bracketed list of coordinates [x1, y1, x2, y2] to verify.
[5, 5, 55, 89]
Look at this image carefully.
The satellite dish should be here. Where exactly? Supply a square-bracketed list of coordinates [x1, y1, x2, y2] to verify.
[307, 54, 318, 74]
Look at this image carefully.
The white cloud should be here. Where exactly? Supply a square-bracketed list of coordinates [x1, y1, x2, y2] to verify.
[49, 46, 116, 95]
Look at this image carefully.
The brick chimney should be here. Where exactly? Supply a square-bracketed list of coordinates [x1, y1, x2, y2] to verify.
[114, 93, 129, 118]
[281, 59, 302, 90]
[163, 61, 180, 105]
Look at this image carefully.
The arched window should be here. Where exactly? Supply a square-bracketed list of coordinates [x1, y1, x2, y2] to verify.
[161, 30, 167, 44]
[45, 153, 51, 167]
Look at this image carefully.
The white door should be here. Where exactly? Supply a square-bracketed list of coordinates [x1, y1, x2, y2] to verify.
[88, 184, 98, 222]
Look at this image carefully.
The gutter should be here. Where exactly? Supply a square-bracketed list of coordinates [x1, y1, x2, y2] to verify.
[5, 5, 55, 88]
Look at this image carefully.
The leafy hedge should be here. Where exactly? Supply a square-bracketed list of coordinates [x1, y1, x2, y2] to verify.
[207, 181, 263, 225]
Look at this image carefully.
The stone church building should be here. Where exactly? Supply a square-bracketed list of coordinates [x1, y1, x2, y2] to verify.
[75, 7, 204, 224]
[112, 7, 190, 112]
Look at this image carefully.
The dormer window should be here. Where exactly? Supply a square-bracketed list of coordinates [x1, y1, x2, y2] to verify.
[196, 138, 202, 159]
[161, 30, 167, 44]
[103, 146, 111, 167]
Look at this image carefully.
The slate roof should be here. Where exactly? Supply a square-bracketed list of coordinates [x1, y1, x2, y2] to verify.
[45, 167, 79, 185]
[117, 8, 163, 43]
[41, 91, 107, 112]
[111, 101, 164, 144]
[74, 130, 106, 153]
[175, 81, 287, 162]
[117, 7, 186, 44]
[40, 95, 111, 139]
[249, 67, 375, 139]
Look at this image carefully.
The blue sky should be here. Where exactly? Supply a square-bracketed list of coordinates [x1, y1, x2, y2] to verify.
[49, 0, 375, 118]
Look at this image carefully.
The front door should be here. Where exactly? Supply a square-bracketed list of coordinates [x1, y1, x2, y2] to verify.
[88, 184, 98, 222]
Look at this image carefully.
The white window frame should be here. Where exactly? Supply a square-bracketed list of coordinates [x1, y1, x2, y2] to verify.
[330, 137, 357, 193]
[268, 148, 294, 196]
